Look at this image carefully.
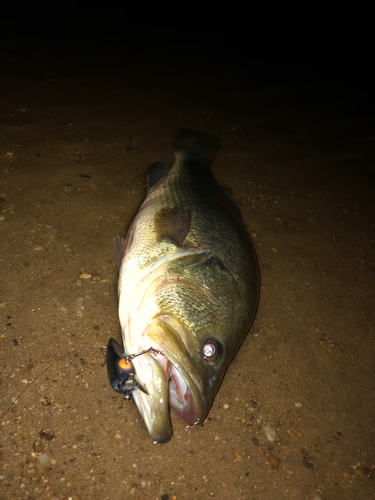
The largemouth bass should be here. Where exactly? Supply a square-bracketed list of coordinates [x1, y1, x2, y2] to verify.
[111, 129, 259, 443]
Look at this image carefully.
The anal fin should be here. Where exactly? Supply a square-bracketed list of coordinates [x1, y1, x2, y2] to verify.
[221, 187, 242, 221]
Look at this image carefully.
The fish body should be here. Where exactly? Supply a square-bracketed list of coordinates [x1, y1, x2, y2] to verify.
[114, 129, 259, 443]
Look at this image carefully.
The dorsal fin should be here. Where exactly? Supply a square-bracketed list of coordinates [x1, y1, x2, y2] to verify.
[173, 129, 220, 167]
[154, 207, 191, 247]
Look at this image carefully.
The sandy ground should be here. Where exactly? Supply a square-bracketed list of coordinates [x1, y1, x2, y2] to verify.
[1, 34, 374, 500]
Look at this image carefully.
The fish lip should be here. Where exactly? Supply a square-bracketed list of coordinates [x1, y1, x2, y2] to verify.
[131, 353, 172, 444]
[132, 391, 173, 444]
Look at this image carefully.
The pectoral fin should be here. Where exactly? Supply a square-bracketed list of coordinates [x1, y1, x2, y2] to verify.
[114, 235, 127, 269]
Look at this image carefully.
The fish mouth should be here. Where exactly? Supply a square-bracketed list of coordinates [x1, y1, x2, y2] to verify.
[129, 319, 207, 443]
[159, 350, 201, 425]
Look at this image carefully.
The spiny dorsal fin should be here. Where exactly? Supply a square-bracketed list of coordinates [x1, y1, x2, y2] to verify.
[147, 162, 170, 193]
[173, 129, 220, 167]
[155, 207, 191, 247]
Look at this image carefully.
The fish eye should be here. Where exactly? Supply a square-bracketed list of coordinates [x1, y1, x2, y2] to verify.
[115, 382, 122, 391]
[202, 339, 218, 361]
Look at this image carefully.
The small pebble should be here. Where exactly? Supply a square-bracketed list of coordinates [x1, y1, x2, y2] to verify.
[33, 440, 44, 453]
[38, 453, 50, 467]
[268, 455, 279, 468]
[39, 429, 55, 441]
[262, 424, 278, 443]
[223, 404, 229, 409]
[294, 402, 302, 408]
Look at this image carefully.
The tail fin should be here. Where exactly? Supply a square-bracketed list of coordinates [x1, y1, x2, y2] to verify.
[173, 129, 220, 167]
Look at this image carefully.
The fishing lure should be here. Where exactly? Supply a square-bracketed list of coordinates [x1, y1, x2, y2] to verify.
[106, 338, 160, 399]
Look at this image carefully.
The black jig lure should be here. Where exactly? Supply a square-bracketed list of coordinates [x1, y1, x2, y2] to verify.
[107, 338, 159, 399]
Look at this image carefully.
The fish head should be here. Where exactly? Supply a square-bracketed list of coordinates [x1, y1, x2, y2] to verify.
[127, 315, 234, 444]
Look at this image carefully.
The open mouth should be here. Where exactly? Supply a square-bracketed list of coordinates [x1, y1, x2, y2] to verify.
[166, 358, 199, 425]
[146, 349, 200, 425]
[130, 347, 204, 443]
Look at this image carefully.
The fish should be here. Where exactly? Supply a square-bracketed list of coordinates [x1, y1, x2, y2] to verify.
[111, 129, 259, 443]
